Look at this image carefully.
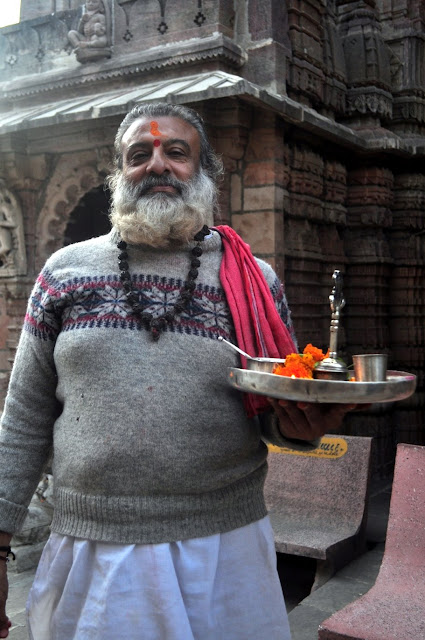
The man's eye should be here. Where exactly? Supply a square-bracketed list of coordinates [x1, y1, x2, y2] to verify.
[130, 152, 149, 162]
[168, 149, 186, 157]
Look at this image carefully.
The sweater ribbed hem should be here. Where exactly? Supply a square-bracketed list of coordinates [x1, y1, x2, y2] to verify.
[51, 464, 268, 544]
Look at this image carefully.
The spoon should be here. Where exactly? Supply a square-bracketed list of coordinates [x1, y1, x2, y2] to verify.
[217, 336, 286, 373]
[217, 336, 253, 360]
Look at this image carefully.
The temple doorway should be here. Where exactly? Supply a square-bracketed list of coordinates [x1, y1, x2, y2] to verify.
[64, 184, 111, 247]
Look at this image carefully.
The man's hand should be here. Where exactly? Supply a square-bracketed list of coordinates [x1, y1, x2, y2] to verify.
[0, 563, 11, 639]
[268, 398, 358, 441]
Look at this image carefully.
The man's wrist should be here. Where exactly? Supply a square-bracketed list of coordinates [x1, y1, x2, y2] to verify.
[0, 543, 15, 564]
[0, 532, 12, 554]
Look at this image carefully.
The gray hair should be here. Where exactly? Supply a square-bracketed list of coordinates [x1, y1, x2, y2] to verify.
[113, 102, 224, 183]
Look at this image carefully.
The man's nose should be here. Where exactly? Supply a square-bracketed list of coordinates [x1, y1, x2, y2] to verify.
[146, 148, 169, 175]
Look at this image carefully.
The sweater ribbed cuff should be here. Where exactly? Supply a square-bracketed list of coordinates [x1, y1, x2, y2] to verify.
[0, 498, 28, 535]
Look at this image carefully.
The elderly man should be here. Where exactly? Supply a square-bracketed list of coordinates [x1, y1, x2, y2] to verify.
[0, 103, 353, 640]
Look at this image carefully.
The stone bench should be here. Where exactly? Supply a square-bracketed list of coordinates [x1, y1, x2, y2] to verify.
[318, 442, 425, 640]
[264, 435, 372, 591]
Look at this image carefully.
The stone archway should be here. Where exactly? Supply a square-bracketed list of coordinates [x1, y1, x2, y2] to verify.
[64, 184, 112, 247]
[0, 153, 114, 403]
[36, 152, 112, 271]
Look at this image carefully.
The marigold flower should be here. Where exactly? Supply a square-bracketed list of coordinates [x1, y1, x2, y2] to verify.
[303, 343, 328, 362]
[272, 343, 328, 379]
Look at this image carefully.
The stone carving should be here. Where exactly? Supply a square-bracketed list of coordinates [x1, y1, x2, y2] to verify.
[68, 0, 112, 63]
[395, 97, 425, 124]
[96, 145, 114, 176]
[157, 0, 168, 35]
[318, 2, 347, 115]
[323, 160, 347, 225]
[346, 88, 393, 119]
[290, 146, 324, 201]
[324, 160, 347, 204]
[284, 218, 323, 259]
[389, 49, 403, 89]
[194, 0, 206, 27]
[323, 203, 347, 225]
[345, 228, 391, 261]
[36, 159, 104, 270]
[339, 3, 393, 121]
[0, 181, 27, 277]
[392, 173, 425, 230]
[118, 0, 138, 42]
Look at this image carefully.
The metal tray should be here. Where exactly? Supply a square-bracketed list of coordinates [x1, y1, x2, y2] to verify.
[228, 368, 417, 404]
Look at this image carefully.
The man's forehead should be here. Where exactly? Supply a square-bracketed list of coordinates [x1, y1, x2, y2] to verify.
[122, 115, 200, 147]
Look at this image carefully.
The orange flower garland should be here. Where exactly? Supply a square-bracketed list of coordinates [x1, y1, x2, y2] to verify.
[273, 343, 329, 379]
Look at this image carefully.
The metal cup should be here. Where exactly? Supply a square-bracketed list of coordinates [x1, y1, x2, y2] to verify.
[352, 354, 388, 382]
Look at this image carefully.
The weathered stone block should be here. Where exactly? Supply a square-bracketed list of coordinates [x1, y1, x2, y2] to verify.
[231, 211, 277, 255]
[243, 161, 285, 187]
[248, 0, 291, 45]
[243, 185, 284, 211]
[228, 173, 240, 213]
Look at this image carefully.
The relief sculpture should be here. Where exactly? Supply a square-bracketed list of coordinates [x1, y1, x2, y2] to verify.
[0, 181, 27, 277]
[68, 0, 112, 63]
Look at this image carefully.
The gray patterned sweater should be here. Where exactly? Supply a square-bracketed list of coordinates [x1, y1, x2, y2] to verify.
[0, 229, 296, 544]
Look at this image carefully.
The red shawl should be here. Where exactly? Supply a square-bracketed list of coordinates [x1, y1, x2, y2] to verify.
[214, 225, 297, 417]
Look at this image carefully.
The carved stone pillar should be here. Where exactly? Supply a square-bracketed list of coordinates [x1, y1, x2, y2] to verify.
[338, 0, 393, 127]
[2, 187, 33, 379]
[220, 106, 287, 276]
[199, 99, 252, 229]
[0, 174, 31, 400]
[0, 179, 27, 394]
[380, 1, 425, 139]
[342, 165, 396, 478]
[344, 166, 393, 353]
[389, 172, 425, 445]
[0, 181, 27, 277]
[322, 0, 347, 116]
[284, 143, 341, 350]
[287, 0, 326, 109]
[243, 0, 292, 95]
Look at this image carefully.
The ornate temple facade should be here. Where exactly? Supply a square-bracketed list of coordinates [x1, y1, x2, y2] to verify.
[0, 0, 424, 479]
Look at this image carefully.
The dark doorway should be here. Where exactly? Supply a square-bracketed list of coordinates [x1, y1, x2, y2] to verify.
[64, 184, 112, 246]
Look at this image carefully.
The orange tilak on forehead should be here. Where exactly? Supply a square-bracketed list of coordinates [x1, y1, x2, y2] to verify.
[150, 121, 162, 144]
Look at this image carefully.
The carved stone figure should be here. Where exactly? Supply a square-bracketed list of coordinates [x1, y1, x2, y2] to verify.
[0, 181, 26, 277]
[68, 0, 112, 63]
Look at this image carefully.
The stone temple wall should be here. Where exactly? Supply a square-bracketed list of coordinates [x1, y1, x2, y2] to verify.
[206, 95, 425, 478]
[0, 0, 424, 480]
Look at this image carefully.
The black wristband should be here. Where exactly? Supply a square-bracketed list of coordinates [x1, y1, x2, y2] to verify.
[0, 546, 16, 562]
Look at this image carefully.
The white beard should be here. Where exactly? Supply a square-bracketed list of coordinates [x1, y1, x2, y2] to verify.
[109, 170, 216, 248]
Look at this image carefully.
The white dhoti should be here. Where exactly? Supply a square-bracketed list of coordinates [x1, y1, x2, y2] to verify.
[27, 516, 291, 640]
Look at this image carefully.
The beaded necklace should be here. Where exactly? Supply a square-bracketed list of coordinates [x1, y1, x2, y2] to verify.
[117, 225, 210, 341]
